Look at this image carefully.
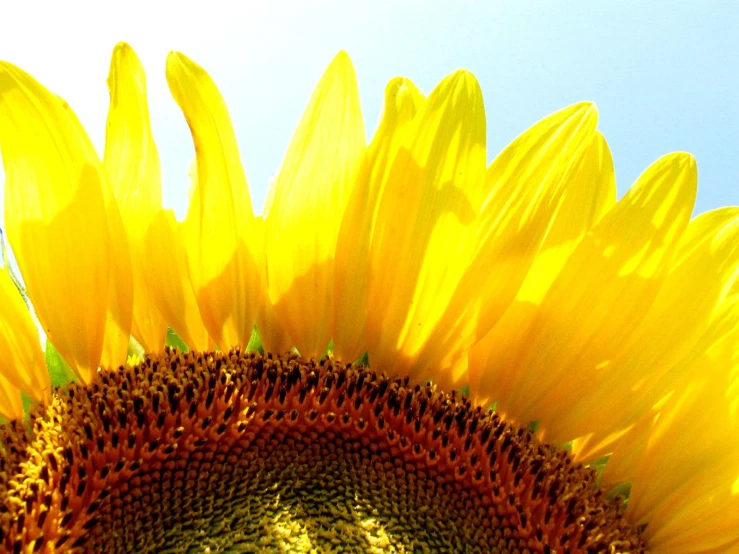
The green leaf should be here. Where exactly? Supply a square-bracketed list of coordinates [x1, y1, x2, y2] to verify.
[45, 339, 78, 387]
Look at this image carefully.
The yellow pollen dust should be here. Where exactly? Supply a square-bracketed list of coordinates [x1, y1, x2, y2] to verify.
[0, 349, 646, 553]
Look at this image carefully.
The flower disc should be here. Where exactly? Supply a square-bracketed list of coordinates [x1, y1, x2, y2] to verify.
[0, 349, 646, 553]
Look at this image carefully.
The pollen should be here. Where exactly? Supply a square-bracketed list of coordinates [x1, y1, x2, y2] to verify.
[0, 349, 646, 553]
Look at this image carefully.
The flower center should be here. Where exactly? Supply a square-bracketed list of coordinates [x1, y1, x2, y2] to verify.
[1, 349, 646, 553]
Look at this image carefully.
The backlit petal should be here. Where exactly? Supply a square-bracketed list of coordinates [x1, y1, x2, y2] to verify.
[145, 210, 211, 352]
[468, 130, 615, 406]
[569, 207, 739, 461]
[0, 61, 111, 382]
[333, 76, 424, 362]
[166, 52, 261, 351]
[424, 102, 601, 388]
[0, 270, 49, 403]
[62, 99, 133, 370]
[0, 374, 22, 420]
[472, 153, 696, 442]
[252, 215, 292, 354]
[365, 70, 486, 378]
[104, 42, 168, 353]
[513, 131, 616, 306]
[603, 318, 739, 552]
[265, 51, 366, 358]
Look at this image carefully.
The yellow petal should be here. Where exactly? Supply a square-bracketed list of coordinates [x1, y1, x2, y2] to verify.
[364, 70, 486, 378]
[568, 207, 739, 461]
[265, 51, 366, 358]
[425, 103, 601, 389]
[0, 270, 49, 403]
[0, 61, 112, 382]
[602, 257, 739, 476]
[144, 210, 211, 352]
[0, 374, 23, 421]
[514, 131, 616, 306]
[104, 42, 167, 353]
[252, 215, 291, 354]
[61, 97, 133, 370]
[334, 76, 425, 362]
[604, 328, 739, 552]
[464, 103, 600, 339]
[472, 153, 696, 442]
[167, 52, 261, 350]
[468, 129, 615, 407]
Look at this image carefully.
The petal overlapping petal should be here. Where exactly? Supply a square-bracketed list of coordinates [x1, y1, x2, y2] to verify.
[166, 52, 262, 351]
[423, 102, 601, 388]
[363, 70, 487, 380]
[568, 207, 739, 461]
[253, 215, 292, 355]
[470, 153, 697, 444]
[603, 308, 739, 552]
[468, 129, 616, 406]
[104, 43, 168, 353]
[0, 375, 22, 420]
[58, 89, 134, 371]
[0, 270, 49, 404]
[509, 131, 616, 307]
[145, 210, 212, 352]
[333, 76, 425, 362]
[0, 61, 123, 382]
[0, 45, 736, 551]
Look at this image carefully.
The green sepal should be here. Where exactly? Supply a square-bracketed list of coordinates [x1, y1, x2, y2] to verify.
[21, 392, 33, 418]
[127, 336, 145, 362]
[323, 340, 334, 358]
[586, 454, 610, 487]
[607, 481, 632, 507]
[165, 328, 189, 352]
[45, 339, 78, 387]
[354, 351, 370, 368]
[246, 326, 264, 354]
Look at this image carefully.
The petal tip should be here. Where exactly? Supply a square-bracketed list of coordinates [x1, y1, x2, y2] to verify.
[433, 69, 482, 105]
[576, 100, 598, 119]
[559, 101, 598, 131]
[676, 151, 697, 170]
[0, 60, 19, 78]
[450, 69, 480, 88]
[660, 151, 698, 177]
[113, 42, 133, 55]
[330, 50, 355, 73]
[166, 51, 187, 72]
[166, 51, 201, 85]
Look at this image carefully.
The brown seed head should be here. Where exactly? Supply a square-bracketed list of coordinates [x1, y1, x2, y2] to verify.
[0, 348, 646, 553]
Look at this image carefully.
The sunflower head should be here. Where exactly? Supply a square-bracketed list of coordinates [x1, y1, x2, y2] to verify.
[0, 42, 737, 553]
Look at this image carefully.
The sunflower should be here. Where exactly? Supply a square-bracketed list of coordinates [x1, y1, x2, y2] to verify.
[0, 42, 737, 553]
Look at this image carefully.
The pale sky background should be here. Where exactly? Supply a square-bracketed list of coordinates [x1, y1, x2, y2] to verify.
[0, 0, 736, 219]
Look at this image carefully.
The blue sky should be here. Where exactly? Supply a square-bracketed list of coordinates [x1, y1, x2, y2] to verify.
[0, 1, 736, 218]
